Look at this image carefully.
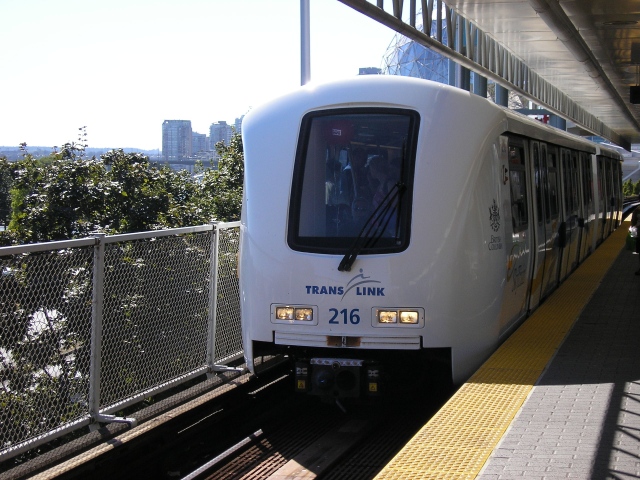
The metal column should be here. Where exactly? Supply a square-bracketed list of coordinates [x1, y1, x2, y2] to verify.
[496, 85, 509, 106]
[300, 0, 311, 85]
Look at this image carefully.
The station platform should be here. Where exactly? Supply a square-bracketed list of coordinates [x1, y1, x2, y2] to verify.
[375, 218, 639, 480]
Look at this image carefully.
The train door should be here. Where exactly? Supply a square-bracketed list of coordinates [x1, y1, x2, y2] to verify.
[604, 160, 614, 237]
[539, 144, 562, 300]
[559, 149, 580, 281]
[570, 151, 584, 266]
[596, 157, 606, 244]
[498, 135, 533, 333]
[579, 151, 595, 260]
[528, 141, 546, 311]
[613, 159, 622, 227]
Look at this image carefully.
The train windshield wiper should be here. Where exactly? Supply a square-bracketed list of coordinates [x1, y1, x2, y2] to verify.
[338, 182, 406, 272]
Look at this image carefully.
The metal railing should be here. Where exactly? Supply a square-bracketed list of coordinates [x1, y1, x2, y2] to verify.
[0, 222, 241, 462]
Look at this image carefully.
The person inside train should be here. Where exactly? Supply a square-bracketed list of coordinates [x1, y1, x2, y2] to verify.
[325, 156, 343, 205]
[368, 155, 400, 209]
[339, 148, 370, 207]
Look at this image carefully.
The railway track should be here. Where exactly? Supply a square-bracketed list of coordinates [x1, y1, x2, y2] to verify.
[179, 383, 450, 480]
[45, 364, 449, 480]
[179, 396, 443, 480]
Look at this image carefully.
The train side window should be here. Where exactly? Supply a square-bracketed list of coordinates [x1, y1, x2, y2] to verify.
[547, 149, 559, 219]
[571, 152, 580, 211]
[533, 142, 544, 226]
[508, 141, 528, 233]
[562, 149, 573, 214]
[581, 152, 592, 208]
[597, 159, 604, 214]
[540, 144, 551, 222]
[605, 161, 613, 209]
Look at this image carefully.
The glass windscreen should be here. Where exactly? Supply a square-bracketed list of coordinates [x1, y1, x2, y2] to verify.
[288, 108, 419, 254]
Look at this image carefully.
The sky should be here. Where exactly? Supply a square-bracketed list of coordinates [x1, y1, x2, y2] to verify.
[0, 0, 396, 151]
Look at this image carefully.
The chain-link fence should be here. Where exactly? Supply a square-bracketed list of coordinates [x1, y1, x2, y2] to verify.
[0, 222, 241, 462]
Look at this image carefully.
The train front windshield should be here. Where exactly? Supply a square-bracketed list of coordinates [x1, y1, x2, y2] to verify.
[287, 108, 419, 255]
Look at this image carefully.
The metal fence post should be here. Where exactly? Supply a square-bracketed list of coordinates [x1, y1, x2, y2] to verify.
[88, 234, 105, 430]
[206, 222, 220, 374]
[88, 233, 135, 429]
[206, 222, 244, 374]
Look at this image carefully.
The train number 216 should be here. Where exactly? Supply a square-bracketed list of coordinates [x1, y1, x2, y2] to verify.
[329, 308, 360, 325]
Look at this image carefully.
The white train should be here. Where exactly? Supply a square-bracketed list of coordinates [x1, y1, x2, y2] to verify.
[239, 76, 622, 398]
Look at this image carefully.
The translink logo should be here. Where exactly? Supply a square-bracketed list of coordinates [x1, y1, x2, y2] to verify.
[305, 269, 384, 300]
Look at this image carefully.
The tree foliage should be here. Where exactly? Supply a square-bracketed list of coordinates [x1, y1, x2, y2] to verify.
[0, 158, 14, 228]
[0, 133, 244, 245]
[200, 134, 244, 222]
[623, 178, 640, 197]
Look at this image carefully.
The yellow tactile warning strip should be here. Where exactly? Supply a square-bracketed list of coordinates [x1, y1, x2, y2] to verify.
[375, 220, 629, 480]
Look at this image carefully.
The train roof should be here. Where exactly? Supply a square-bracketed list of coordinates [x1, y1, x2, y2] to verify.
[245, 75, 623, 161]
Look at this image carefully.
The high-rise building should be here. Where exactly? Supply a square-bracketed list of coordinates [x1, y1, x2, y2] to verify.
[192, 132, 208, 154]
[234, 116, 244, 136]
[209, 121, 233, 148]
[162, 120, 192, 162]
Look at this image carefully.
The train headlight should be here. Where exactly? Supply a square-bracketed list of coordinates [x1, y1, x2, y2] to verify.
[276, 307, 294, 320]
[377, 310, 398, 323]
[295, 308, 313, 321]
[400, 311, 419, 324]
[374, 308, 423, 327]
[274, 305, 315, 323]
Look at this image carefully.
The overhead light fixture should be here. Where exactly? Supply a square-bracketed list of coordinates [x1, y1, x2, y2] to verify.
[603, 20, 638, 26]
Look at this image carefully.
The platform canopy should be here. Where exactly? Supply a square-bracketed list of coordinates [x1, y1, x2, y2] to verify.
[338, 0, 640, 151]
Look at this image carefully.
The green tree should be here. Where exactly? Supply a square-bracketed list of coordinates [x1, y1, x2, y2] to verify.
[0, 157, 15, 228]
[200, 133, 244, 222]
[160, 167, 207, 228]
[100, 150, 172, 233]
[8, 155, 104, 243]
[4, 134, 245, 243]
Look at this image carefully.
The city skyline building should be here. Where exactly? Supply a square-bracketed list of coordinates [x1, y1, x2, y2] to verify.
[234, 116, 244, 136]
[160, 116, 245, 170]
[162, 120, 192, 163]
[209, 121, 233, 148]
[192, 132, 207, 154]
